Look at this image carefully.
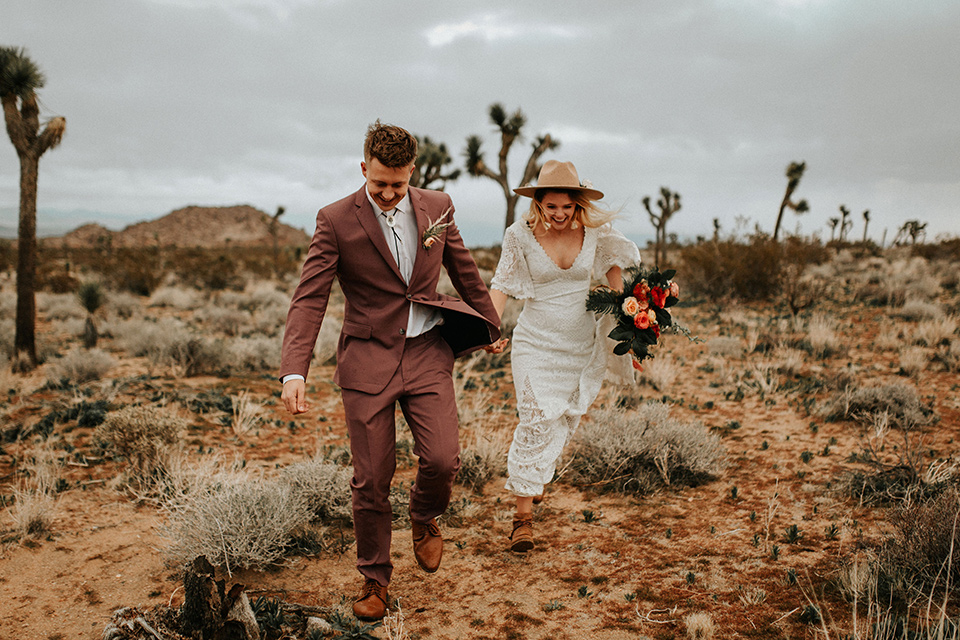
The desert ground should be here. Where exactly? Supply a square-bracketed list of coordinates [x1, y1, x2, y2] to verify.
[1, 242, 959, 639]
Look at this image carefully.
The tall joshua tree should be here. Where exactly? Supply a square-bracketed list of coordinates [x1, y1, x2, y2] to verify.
[773, 161, 809, 242]
[862, 209, 870, 243]
[465, 103, 559, 229]
[1, 46, 66, 372]
[412, 135, 461, 191]
[642, 187, 681, 268]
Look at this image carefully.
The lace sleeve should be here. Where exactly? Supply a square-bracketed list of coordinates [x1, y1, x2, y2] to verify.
[593, 223, 641, 278]
[491, 223, 535, 299]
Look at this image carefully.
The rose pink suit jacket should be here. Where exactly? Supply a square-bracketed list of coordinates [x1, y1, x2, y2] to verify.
[280, 185, 500, 392]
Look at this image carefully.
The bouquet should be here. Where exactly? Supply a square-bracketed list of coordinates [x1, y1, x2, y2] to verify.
[586, 265, 694, 371]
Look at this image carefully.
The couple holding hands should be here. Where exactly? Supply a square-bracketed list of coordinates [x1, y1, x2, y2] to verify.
[279, 121, 640, 620]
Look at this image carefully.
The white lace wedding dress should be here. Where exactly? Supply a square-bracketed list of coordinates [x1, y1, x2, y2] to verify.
[491, 220, 641, 497]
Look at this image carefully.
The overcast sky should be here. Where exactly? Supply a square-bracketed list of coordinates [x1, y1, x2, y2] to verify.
[2, 0, 958, 247]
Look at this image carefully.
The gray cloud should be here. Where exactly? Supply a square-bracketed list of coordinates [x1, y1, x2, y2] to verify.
[1, 0, 958, 247]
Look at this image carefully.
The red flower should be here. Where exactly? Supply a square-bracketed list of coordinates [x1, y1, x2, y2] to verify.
[634, 313, 650, 329]
[631, 358, 644, 371]
[650, 287, 667, 308]
[633, 281, 650, 299]
[652, 324, 661, 338]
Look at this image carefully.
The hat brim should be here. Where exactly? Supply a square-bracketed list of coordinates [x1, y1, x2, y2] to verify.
[514, 184, 604, 200]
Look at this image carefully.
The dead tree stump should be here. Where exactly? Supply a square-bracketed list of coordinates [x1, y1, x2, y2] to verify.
[180, 556, 258, 640]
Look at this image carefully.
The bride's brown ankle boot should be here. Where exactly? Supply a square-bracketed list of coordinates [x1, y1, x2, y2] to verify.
[510, 515, 534, 552]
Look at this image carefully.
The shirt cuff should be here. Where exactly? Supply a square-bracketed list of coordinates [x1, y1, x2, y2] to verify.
[281, 374, 305, 384]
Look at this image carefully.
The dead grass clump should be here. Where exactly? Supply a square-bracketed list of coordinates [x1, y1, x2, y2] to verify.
[706, 336, 742, 359]
[684, 611, 716, 640]
[806, 313, 841, 358]
[148, 286, 202, 310]
[912, 316, 958, 347]
[898, 346, 929, 378]
[44, 348, 115, 387]
[163, 477, 311, 574]
[820, 383, 935, 430]
[570, 401, 725, 495]
[94, 405, 186, 488]
[643, 354, 679, 391]
[456, 429, 509, 493]
[280, 458, 353, 523]
[895, 299, 943, 321]
[6, 446, 62, 540]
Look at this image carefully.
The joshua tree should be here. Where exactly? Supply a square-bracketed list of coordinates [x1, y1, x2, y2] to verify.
[827, 217, 839, 242]
[773, 161, 809, 242]
[77, 281, 104, 348]
[465, 103, 559, 229]
[412, 135, 460, 191]
[838, 205, 854, 243]
[894, 220, 927, 246]
[862, 209, 870, 243]
[1, 47, 66, 372]
[268, 205, 285, 278]
[642, 187, 681, 267]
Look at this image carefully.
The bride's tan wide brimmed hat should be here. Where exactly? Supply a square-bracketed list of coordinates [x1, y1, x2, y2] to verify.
[514, 160, 604, 200]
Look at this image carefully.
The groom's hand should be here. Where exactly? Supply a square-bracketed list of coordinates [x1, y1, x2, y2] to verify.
[281, 379, 309, 414]
[483, 337, 509, 354]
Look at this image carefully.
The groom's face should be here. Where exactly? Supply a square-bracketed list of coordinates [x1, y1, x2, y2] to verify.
[362, 157, 415, 212]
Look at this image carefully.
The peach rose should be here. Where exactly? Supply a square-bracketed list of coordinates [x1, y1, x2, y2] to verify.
[669, 281, 680, 298]
[647, 308, 657, 324]
[622, 297, 641, 316]
[636, 295, 650, 311]
[423, 237, 437, 249]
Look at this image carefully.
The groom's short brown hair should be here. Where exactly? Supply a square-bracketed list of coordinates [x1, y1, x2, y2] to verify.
[364, 120, 418, 168]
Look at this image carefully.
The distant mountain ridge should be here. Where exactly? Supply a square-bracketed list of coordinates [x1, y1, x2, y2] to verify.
[41, 205, 310, 248]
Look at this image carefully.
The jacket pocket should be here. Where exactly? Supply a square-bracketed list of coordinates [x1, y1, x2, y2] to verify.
[342, 320, 372, 339]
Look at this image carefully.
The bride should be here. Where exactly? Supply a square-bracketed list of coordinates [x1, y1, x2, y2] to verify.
[485, 160, 640, 551]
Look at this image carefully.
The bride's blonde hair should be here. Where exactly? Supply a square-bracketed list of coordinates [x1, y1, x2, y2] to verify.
[522, 188, 617, 230]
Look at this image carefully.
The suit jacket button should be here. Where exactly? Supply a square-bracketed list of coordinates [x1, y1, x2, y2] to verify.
[399, 328, 406, 335]
[406, 294, 412, 300]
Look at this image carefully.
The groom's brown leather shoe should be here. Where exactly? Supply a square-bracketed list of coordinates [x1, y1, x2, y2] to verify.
[411, 518, 443, 573]
[353, 578, 388, 621]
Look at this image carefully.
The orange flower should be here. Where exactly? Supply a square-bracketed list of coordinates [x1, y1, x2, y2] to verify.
[637, 295, 649, 311]
[669, 281, 680, 298]
[647, 308, 657, 324]
[423, 236, 437, 249]
[633, 281, 650, 299]
[634, 313, 650, 329]
[631, 358, 644, 372]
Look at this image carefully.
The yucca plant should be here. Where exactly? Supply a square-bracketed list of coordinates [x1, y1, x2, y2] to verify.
[77, 282, 104, 348]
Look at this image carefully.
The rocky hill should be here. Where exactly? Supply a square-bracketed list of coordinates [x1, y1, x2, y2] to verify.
[48, 205, 310, 249]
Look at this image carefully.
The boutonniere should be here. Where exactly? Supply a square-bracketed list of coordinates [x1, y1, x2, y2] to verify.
[422, 208, 453, 250]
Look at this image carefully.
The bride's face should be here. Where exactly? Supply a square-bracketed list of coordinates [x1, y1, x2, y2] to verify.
[539, 191, 577, 231]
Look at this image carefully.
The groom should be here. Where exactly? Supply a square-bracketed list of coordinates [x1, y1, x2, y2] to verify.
[279, 121, 500, 620]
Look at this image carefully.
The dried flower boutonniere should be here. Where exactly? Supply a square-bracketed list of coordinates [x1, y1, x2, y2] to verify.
[422, 208, 453, 250]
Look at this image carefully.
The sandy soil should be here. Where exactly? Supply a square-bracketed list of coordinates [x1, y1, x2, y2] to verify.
[2, 296, 958, 639]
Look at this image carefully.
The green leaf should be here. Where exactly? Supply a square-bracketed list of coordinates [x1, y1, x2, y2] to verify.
[664, 295, 679, 308]
[609, 324, 635, 342]
[613, 341, 631, 356]
[662, 269, 676, 280]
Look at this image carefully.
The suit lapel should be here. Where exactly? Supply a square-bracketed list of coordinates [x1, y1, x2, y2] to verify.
[408, 188, 431, 284]
[353, 188, 405, 283]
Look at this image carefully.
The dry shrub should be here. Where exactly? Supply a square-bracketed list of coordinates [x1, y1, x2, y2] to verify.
[280, 458, 353, 523]
[806, 313, 841, 358]
[707, 336, 742, 359]
[820, 383, 935, 430]
[570, 401, 725, 495]
[94, 405, 186, 487]
[680, 234, 827, 303]
[229, 335, 281, 371]
[44, 348, 114, 386]
[117, 319, 230, 376]
[163, 477, 311, 574]
[148, 286, 202, 310]
[895, 299, 943, 321]
[882, 487, 960, 598]
[643, 354, 679, 391]
[195, 304, 251, 336]
[7, 445, 62, 539]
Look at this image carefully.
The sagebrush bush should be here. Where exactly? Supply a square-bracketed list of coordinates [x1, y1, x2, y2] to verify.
[280, 458, 353, 523]
[912, 316, 958, 347]
[895, 299, 943, 321]
[163, 478, 311, 573]
[148, 286, 202, 310]
[116, 319, 230, 376]
[195, 304, 251, 336]
[898, 346, 929, 378]
[229, 335, 282, 371]
[570, 401, 725, 494]
[806, 313, 840, 358]
[94, 405, 186, 485]
[820, 383, 935, 430]
[45, 348, 114, 386]
[643, 354, 679, 391]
